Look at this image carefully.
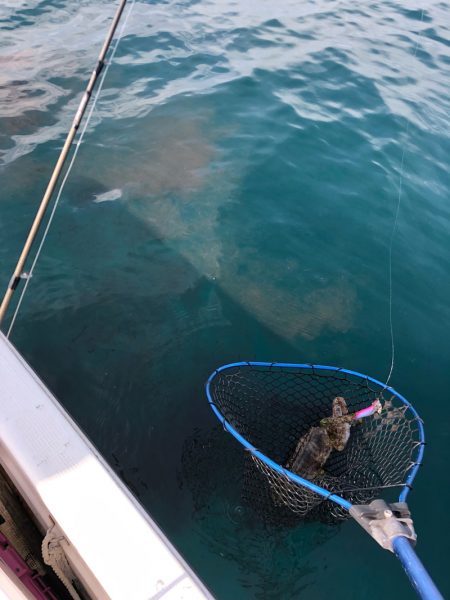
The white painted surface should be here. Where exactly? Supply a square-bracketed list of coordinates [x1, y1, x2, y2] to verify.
[0, 333, 212, 600]
[0, 562, 34, 600]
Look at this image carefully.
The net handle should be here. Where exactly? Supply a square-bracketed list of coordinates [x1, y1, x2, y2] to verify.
[393, 536, 443, 600]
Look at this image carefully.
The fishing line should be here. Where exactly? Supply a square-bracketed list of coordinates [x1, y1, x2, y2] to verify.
[7, 0, 136, 338]
[384, 8, 425, 388]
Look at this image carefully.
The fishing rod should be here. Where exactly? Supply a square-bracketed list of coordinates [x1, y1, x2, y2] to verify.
[0, 0, 128, 328]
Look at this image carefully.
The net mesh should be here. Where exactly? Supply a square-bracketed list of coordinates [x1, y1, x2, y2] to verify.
[208, 364, 422, 523]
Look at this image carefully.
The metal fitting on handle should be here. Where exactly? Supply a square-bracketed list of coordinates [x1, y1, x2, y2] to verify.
[350, 499, 416, 552]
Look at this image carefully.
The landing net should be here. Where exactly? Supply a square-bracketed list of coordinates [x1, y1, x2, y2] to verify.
[206, 363, 424, 523]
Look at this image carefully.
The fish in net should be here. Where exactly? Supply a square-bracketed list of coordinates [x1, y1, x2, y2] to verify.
[206, 362, 422, 523]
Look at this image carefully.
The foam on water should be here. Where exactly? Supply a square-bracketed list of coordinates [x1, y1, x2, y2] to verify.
[93, 188, 123, 203]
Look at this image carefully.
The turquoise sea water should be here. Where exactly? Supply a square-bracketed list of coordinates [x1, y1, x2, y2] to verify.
[1, 1, 449, 597]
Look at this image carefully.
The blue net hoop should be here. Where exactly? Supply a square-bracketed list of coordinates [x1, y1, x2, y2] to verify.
[206, 362, 425, 521]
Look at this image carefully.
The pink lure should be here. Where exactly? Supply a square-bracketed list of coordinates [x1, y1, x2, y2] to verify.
[353, 399, 382, 420]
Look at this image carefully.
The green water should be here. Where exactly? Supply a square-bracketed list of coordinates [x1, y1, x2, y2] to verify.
[1, 1, 449, 598]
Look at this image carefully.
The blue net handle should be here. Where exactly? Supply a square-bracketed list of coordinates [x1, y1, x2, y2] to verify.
[393, 537, 444, 600]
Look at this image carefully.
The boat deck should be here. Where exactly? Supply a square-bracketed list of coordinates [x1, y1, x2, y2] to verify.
[0, 332, 211, 599]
